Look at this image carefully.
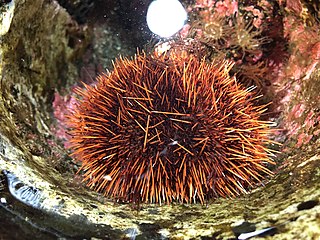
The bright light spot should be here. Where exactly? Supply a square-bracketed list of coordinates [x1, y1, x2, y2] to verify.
[169, 140, 178, 146]
[103, 175, 112, 181]
[146, 0, 187, 38]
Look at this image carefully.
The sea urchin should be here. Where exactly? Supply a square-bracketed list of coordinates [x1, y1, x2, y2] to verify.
[66, 51, 277, 204]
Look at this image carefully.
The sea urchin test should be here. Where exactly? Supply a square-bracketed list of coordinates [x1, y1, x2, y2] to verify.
[146, 0, 187, 37]
[67, 52, 277, 204]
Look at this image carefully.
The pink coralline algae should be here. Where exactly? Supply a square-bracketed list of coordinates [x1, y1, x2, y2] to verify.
[194, 0, 215, 9]
[285, 0, 303, 15]
[52, 91, 78, 147]
[277, 107, 320, 150]
[243, 6, 264, 28]
[214, 0, 238, 16]
[282, 19, 320, 80]
[295, 110, 320, 148]
[194, 0, 238, 22]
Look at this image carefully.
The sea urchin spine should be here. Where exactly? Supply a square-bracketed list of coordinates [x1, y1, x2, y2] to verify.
[66, 51, 277, 204]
